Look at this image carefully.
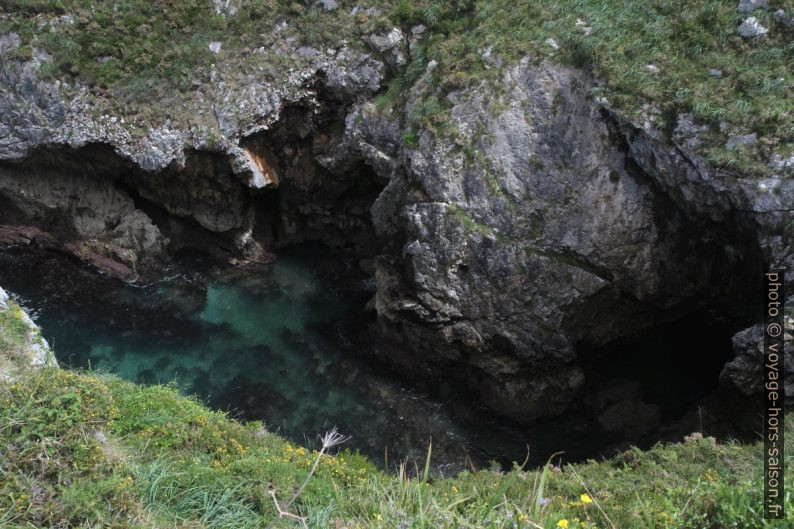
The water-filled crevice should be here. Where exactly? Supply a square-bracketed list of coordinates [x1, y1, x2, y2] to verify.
[0, 95, 774, 472]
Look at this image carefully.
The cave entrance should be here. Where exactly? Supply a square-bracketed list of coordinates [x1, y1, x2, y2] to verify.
[579, 308, 759, 447]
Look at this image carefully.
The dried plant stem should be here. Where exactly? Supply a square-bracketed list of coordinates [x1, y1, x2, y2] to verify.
[268, 427, 350, 528]
[569, 465, 616, 529]
[270, 490, 308, 529]
[284, 445, 326, 510]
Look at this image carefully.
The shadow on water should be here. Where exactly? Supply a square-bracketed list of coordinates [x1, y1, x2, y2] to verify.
[0, 245, 750, 473]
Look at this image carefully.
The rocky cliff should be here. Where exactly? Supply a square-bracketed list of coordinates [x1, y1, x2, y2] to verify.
[339, 59, 793, 422]
[0, 1, 791, 430]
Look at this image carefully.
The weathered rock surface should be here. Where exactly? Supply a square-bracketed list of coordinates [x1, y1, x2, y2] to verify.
[0, 18, 790, 426]
[720, 319, 794, 404]
[738, 16, 769, 38]
[0, 31, 384, 274]
[336, 59, 793, 421]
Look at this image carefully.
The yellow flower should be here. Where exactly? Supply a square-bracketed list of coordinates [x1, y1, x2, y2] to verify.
[580, 493, 593, 504]
[557, 519, 569, 529]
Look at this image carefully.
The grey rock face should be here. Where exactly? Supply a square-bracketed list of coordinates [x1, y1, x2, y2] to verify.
[0, 154, 166, 274]
[0, 33, 382, 180]
[0, 30, 384, 271]
[770, 154, 794, 172]
[330, 59, 789, 422]
[738, 16, 769, 37]
[721, 318, 793, 403]
[774, 9, 794, 27]
[0, 33, 21, 55]
[674, 112, 709, 149]
[725, 133, 758, 150]
[213, 0, 239, 15]
[368, 27, 406, 68]
[737, 0, 768, 12]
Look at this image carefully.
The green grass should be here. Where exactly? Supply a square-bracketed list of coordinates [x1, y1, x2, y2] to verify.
[0, 0, 381, 91]
[0, 0, 392, 127]
[382, 0, 793, 176]
[0, 297, 51, 377]
[0, 301, 31, 355]
[1, 366, 791, 528]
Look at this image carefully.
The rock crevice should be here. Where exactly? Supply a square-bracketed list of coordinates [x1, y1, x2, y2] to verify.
[1, 44, 790, 434]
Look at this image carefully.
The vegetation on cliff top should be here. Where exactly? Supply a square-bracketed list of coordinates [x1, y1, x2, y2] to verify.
[0, 0, 791, 176]
[390, 0, 793, 177]
[0, 365, 791, 528]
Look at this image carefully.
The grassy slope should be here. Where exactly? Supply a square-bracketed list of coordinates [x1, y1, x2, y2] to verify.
[0, 0, 791, 175]
[1, 367, 792, 529]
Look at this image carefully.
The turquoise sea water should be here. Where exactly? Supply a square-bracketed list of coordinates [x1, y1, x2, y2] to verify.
[0, 247, 543, 470]
[0, 245, 737, 470]
[0, 249, 381, 442]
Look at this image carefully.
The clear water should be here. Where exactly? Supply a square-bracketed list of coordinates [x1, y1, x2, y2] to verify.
[1, 245, 731, 471]
[0, 246, 547, 471]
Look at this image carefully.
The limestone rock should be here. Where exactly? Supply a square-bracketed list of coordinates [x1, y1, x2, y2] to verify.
[737, 0, 768, 12]
[720, 319, 793, 403]
[774, 9, 794, 27]
[738, 16, 769, 37]
[368, 28, 406, 68]
[725, 133, 758, 150]
[335, 58, 794, 423]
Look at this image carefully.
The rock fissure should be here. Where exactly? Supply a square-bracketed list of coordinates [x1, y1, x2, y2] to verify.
[0, 45, 790, 451]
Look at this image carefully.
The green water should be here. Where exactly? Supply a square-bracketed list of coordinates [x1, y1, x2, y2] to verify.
[0, 248, 372, 438]
[2, 246, 723, 470]
[0, 247, 541, 470]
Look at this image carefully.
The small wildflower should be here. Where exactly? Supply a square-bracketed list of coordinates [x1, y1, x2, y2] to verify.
[540, 496, 550, 506]
[557, 519, 569, 529]
[580, 493, 593, 504]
